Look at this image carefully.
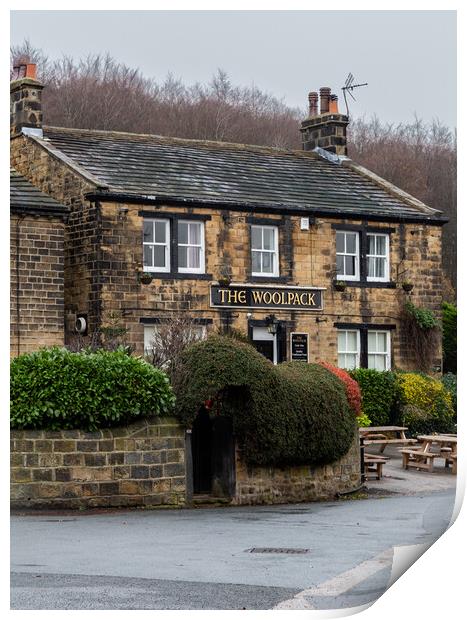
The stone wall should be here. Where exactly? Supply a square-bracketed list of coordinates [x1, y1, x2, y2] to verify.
[10, 417, 186, 510]
[10, 135, 101, 339]
[233, 431, 360, 505]
[10, 213, 66, 356]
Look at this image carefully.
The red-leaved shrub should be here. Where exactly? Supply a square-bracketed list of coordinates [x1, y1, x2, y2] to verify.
[319, 361, 361, 415]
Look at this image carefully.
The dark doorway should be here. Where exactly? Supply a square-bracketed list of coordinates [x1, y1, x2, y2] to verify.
[192, 408, 212, 495]
[191, 408, 236, 498]
[252, 340, 274, 362]
[248, 319, 287, 364]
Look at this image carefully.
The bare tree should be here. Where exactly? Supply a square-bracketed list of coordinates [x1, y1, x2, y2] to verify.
[145, 313, 206, 384]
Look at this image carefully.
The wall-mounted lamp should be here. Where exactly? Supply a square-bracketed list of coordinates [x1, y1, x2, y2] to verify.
[266, 314, 279, 335]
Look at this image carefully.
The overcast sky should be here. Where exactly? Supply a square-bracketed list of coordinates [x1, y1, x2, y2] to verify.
[10, 10, 457, 128]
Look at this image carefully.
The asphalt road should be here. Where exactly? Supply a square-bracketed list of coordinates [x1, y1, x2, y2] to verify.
[10, 489, 455, 610]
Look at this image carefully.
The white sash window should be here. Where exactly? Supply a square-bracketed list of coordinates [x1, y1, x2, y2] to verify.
[251, 225, 279, 277]
[143, 219, 170, 272]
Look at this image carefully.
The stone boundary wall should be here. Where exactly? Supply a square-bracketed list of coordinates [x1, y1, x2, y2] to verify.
[11, 417, 186, 509]
[233, 431, 360, 505]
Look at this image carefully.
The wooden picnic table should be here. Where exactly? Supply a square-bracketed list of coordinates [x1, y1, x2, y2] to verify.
[400, 434, 457, 474]
[359, 426, 418, 453]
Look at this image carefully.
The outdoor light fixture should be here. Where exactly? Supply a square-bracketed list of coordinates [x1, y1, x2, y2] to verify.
[266, 314, 279, 335]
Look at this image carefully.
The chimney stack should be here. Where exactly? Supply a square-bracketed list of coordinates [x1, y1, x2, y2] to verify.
[10, 62, 44, 138]
[308, 92, 319, 117]
[300, 87, 349, 157]
[319, 87, 331, 114]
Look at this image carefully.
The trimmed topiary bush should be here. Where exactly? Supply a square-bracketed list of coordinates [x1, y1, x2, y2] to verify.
[10, 347, 175, 431]
[174, 335, 356, 467]
[349, 369, 402, 426]
[398, 372, 455, 435]
[319, 361, 361, 415]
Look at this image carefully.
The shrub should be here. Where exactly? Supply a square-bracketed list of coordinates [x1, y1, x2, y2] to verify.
[319, 362, 361, 415]
[174, 335, 356, 467]
[442, 302, 457, 373]
[398, 372, 455, 435]
[349, 369, 401, 426]
[356, 412, 371, 427]
[403, 302, 441, 372]
[441, 373, 457, 414]
[10, 347, 175, 431]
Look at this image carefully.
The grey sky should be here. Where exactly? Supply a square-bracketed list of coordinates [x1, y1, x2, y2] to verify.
[10, 10, 456, 127]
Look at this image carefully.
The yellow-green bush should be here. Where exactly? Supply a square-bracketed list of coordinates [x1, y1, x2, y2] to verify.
[398, 373, 455, 435]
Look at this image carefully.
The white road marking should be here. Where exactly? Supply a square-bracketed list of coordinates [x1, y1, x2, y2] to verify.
[274, 548, 394, 610]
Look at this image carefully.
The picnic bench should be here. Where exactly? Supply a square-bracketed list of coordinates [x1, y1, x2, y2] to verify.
[363, 454, 388, 480]
[359, 426, 418, 453]
[400, 434, 457, 474]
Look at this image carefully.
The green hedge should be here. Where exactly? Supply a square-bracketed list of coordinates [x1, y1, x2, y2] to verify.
[174, 335, 356, 467]
[442, 302, 457, 373]
[349, 369, 401, 426]
[10, 347, 175, 431]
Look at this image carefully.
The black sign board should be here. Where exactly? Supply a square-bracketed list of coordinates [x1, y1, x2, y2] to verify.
[291, 333, 309, 362]
[210, 285, 323, 311]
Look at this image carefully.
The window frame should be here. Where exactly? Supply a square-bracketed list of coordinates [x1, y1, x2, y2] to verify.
[366, 233, 390, 283]
[337, 329, 361, 370]
[143, 218, 171, 273]
[177, 220, 206, 275]
[335, 230, 360, 281]
[251, 224, 280, 278]
[367, 329, 391, 370]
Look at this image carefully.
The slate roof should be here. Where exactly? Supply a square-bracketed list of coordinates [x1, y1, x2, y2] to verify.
[10, 168, 68, 217]
[36, 126, 444, 222]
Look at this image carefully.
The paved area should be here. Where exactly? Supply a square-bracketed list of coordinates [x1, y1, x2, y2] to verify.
[11, 484, 456, 610]
[364, 444, 457, 495]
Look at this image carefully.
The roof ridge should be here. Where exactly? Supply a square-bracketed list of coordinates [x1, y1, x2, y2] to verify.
[43, 125, 319, 159]
[343, 160, 441, 216]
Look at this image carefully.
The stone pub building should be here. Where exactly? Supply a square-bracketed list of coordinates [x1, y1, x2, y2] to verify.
[10, 70, 447, 371]
[10, 65, 448, 506]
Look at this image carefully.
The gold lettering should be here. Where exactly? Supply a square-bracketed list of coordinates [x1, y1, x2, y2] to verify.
[252, 290, 264, 304]
[293, 293, 301, 305]
[308, 293, 316, 306]
[238, 290, 246, 303]
[227, 290, 239, 304]
[263, 291, 272, 304]
[281, 292, 286, 304]
[287, 292, 295, 305]
[272, 292, 281, 304]
[219, 289, 228, 303]
[300, 293, 308, 306]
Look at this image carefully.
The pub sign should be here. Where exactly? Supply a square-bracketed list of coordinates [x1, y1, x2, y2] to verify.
[291, 333, 309, 362]
[210, 284, 324, 311]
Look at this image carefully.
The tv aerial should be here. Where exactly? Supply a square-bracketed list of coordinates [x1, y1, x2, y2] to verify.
[341, 73, 368, 116]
